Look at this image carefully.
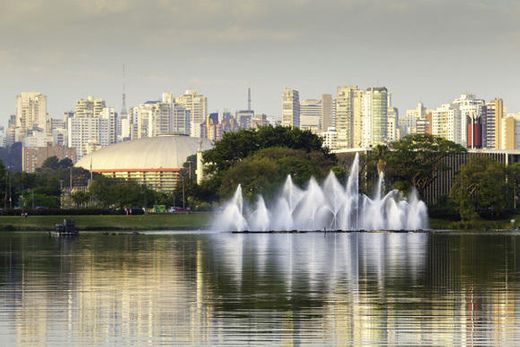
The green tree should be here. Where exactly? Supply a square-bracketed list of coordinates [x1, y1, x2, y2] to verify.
[89, 176, 157, 208]
[449, 158, 510, 221]
[71, 190, 91, 208]
[218, 147, 335, 201]
[374, 134, 466, 195]
[203, 125, 329, 176]
[42, 156, 60, 170]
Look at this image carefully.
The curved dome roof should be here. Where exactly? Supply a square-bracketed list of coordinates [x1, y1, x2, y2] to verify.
[75, 135, 213, 171]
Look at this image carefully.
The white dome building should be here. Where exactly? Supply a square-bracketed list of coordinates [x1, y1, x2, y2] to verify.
[75, 135, 213, 192]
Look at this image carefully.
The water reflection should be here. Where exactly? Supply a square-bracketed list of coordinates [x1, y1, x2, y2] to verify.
[0, 232, 519, 345]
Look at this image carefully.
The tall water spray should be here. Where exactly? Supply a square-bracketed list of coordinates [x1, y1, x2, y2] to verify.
[214, 153, 428, 231]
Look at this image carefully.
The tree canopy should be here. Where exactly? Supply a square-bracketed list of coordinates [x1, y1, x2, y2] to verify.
[203, 125, 329, 176]
[449, 157, 510, 220]
[373, 134, 466, 195]
[41, 156, 74, 170]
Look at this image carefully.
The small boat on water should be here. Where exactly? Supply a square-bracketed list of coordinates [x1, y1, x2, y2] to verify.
[50, 219, 78, 237]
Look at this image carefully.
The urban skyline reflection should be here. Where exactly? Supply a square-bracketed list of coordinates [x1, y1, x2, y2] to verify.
[0, 232, 519, 345]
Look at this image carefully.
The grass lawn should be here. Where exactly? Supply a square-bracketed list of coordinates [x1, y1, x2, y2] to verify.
[0, 213, 212, 231]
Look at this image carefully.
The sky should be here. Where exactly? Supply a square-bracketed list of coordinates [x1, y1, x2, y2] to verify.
[0, 0, 519, 124]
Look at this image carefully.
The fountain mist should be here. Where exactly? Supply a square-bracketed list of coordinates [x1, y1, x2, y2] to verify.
[213, 154, 428, 231]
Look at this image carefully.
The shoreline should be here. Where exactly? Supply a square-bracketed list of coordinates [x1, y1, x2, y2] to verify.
[0, 213, 517, 232]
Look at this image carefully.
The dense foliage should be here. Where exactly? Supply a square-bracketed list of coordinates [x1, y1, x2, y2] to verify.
[88, 175, 162, 209]
[203, 125, 329, 176]
[369, 134, 466, 195]
[197, 126, 333, 202]
[449, 158, 511, 220]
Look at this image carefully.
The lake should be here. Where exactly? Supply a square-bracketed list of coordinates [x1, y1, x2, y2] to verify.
[0, 231, 519, 346]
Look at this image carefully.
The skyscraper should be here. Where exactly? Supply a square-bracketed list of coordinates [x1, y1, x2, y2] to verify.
[362, 87, 388, 147]
[484, 98, 503, 149]
[431, 104, 461, 144]
[321, 94, 334, 131]
[15, 92, 48, 142]
[335, 86, 363, 149]
[282, 88, 300, 128]
[67, 96, 117, 158]
[176, 90, 207, 138]
[452, 94, 485, 148]
[300, 99, 321, 132]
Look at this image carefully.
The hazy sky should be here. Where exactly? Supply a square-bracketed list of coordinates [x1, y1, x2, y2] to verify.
[1, 0, 519, 123]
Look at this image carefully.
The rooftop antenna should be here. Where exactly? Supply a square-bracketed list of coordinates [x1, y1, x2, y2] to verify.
[247, 87, 251, 111]
[121, 64, 128, 116]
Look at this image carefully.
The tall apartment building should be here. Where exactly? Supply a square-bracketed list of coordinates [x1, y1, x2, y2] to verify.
[131, 92, 190, 139]
[300, 99, 321, 132]
[282, 88, 300, 128]
[67, 97, 118, 159]
[431, 104, 461, 144]
[335, 86, 363, 149]
[387, 106, 399, 142]
[484, 98, 503, 149]
[175, 90, 207, 138]
[362, 87, 388, 147]
[452, 94, 485, 148]
[321, 94, 334, 131]
[502, 113, 520, 150]
[15, 92, 48, 142]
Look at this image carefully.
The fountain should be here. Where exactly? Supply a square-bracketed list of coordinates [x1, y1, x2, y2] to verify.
[213, 153, 428, 232]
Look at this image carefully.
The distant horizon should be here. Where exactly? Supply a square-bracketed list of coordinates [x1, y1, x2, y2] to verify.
[1, 0, 519, 123]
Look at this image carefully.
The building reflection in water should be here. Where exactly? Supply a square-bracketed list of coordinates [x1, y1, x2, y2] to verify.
[0, 232, 520, 345]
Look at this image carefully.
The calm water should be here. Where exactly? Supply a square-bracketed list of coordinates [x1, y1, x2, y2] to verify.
[1, 231, 520, 346]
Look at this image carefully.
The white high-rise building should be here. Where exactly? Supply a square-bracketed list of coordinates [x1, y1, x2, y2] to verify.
[362, 87, 388, 147]
[172, 104, 190, 135]
[67, 97, 117, 159]
[387, 107, 399, 142]
[335, 86, 363, 149]
[282, 88, 300, 128]
[132, 92, 191, 139]
[300, 99, 321, 132]
[176, 90, 207, 138]
[15, 92, 48, 142]
[431, 104, 461, 144]
[74, 96, 106, 118]
[452, 94, 485, 148]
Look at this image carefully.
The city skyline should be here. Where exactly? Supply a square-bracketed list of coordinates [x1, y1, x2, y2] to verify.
[1, 0, 519, 123]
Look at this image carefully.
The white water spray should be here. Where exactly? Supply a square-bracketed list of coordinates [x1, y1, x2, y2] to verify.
[214, 154, 428, 231]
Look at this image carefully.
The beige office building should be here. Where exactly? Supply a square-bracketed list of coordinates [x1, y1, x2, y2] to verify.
[335, 86, 363, 149]
[15, 92, 48, 142]
[176, 90, 207, 138]
[282, 88, 300, 128]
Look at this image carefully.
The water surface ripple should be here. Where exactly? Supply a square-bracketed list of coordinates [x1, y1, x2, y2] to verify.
[0, 232, 519, 346]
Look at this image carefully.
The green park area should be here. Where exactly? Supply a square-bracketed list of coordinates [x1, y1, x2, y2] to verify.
[0, 213, 212, 232]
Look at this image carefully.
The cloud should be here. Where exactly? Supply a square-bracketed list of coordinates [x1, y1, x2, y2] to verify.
[0, 0, 519, 120]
